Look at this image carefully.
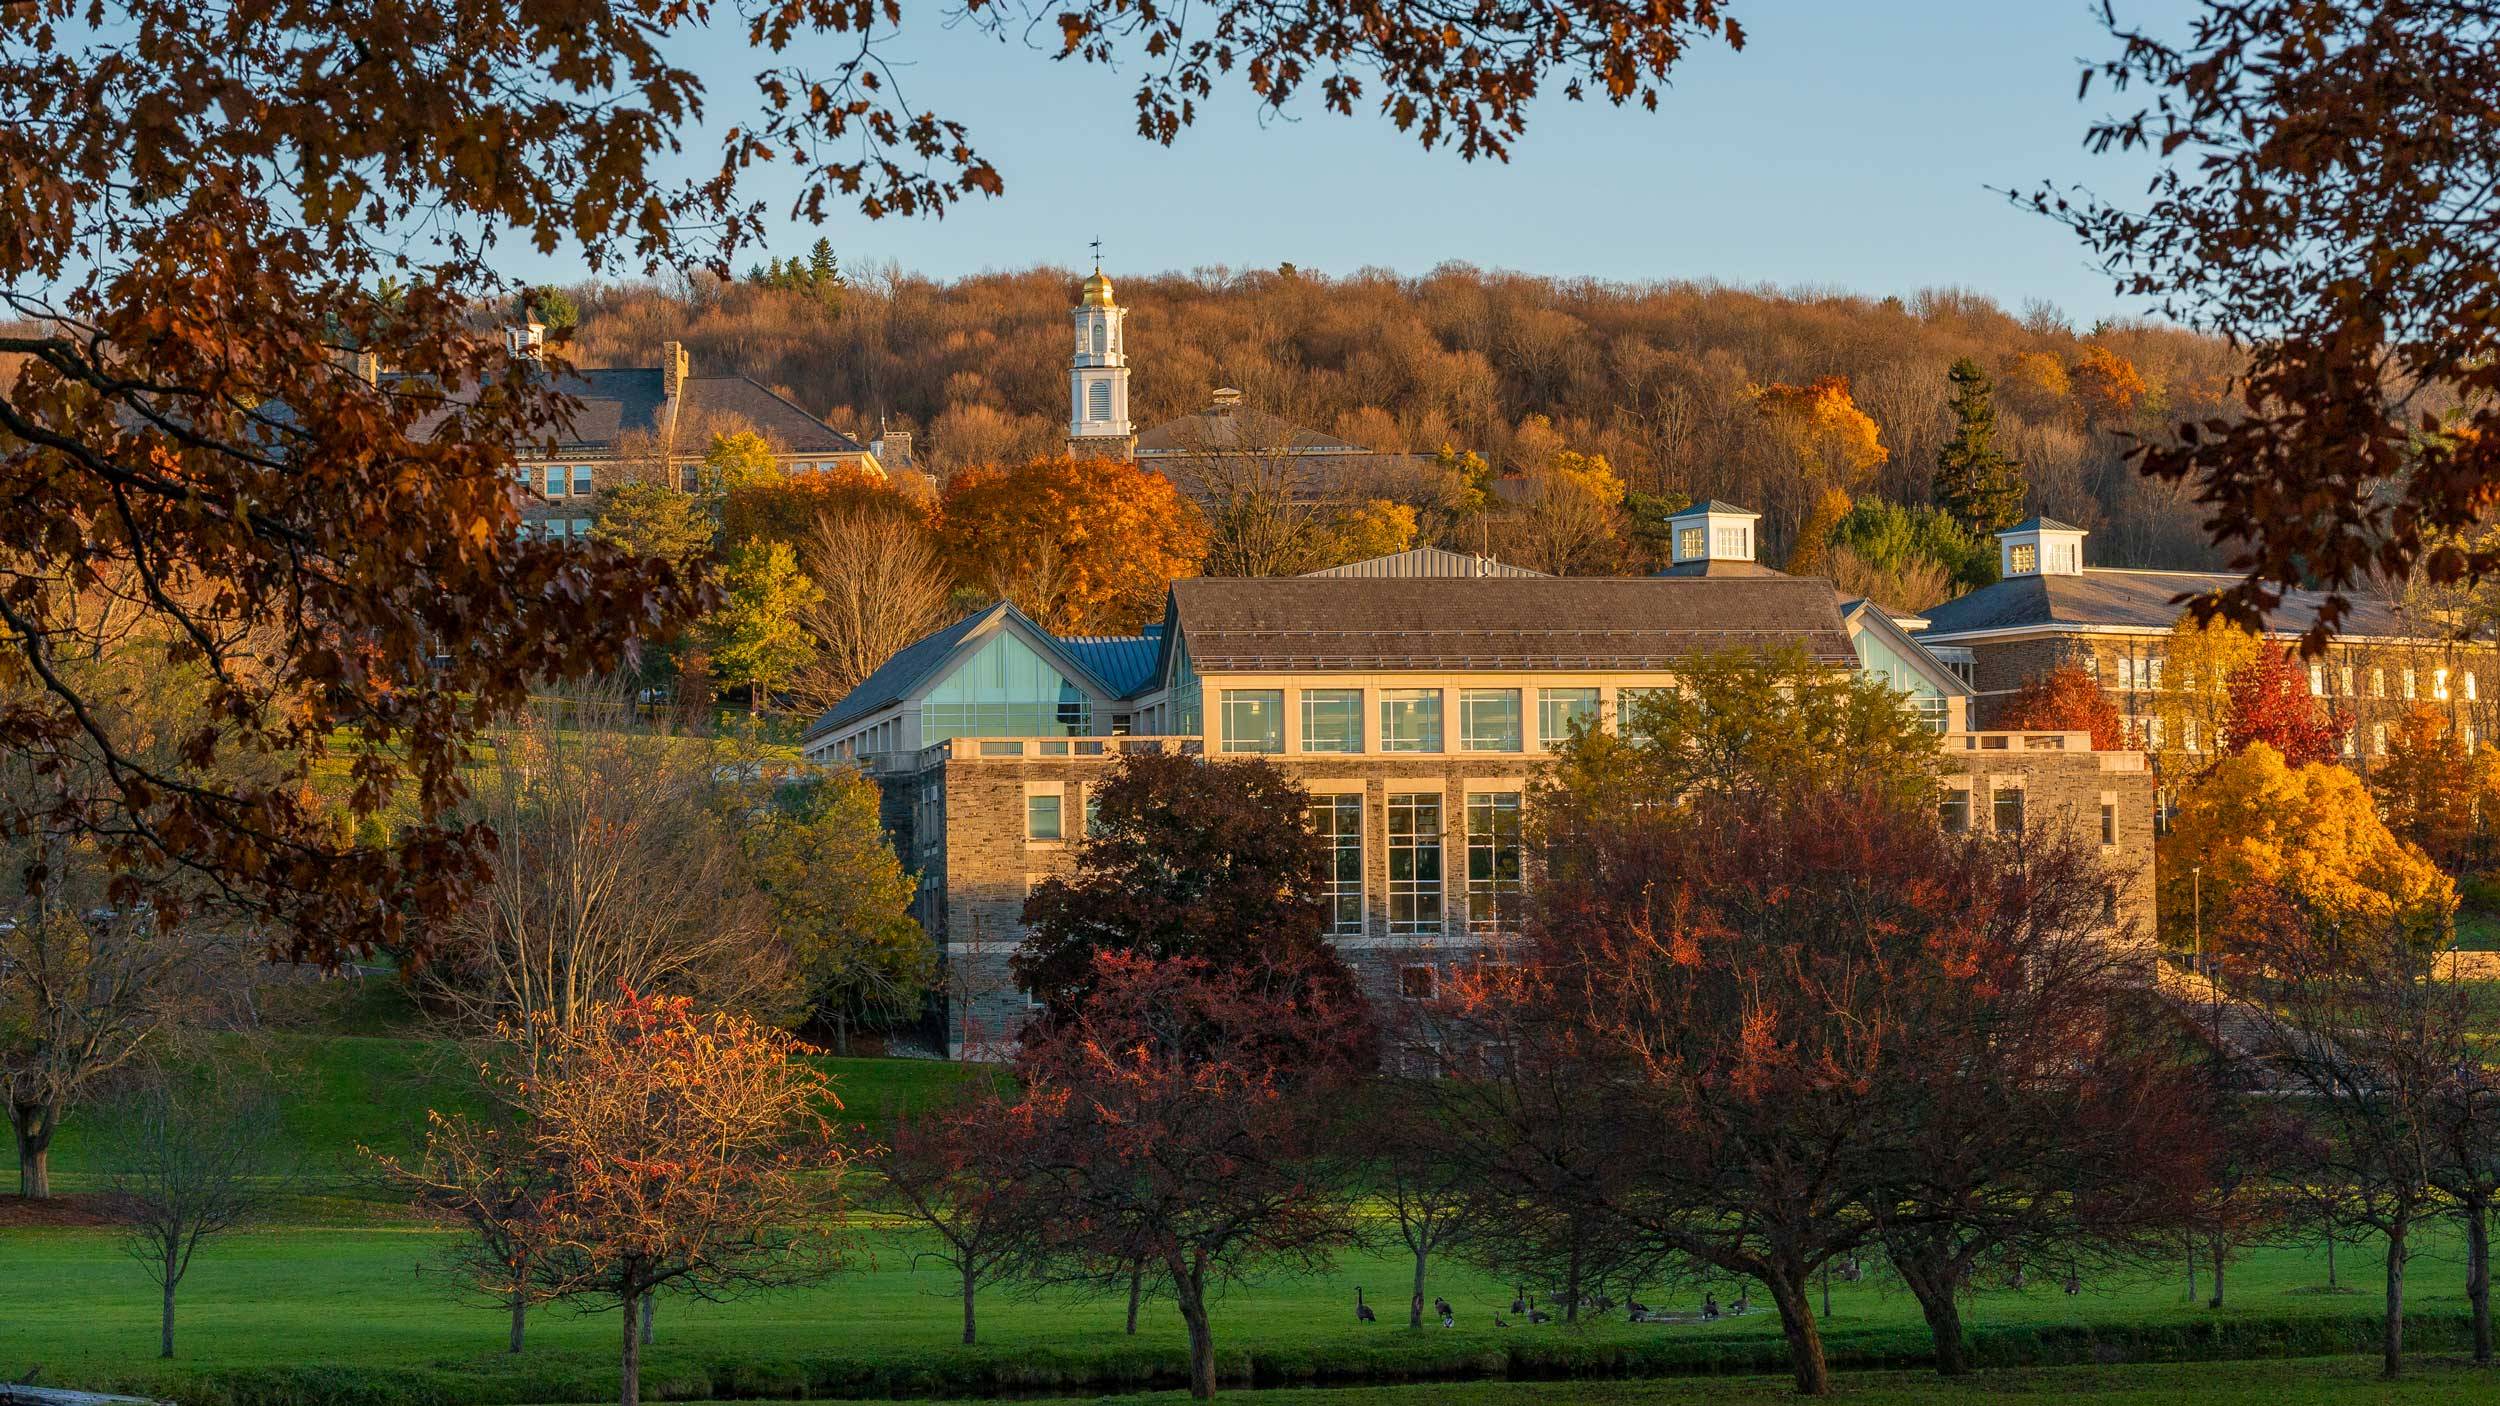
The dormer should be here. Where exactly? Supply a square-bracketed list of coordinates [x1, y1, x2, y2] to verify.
[1996, 516, 2087, 578]
[1665, 500, 1760, 568]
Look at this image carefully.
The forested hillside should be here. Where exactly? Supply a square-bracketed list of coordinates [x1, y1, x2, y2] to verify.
[564, 264, 2240, 570]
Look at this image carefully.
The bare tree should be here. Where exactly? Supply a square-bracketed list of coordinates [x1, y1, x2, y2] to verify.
[792, 509, 953, 714]
[420, 685, 784, 1040]
[2, 861, 203, 1199]
[104, 1072, 286, 1358]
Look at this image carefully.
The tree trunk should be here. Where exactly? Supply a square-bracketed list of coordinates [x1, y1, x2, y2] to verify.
[620, 1285, 642, 1406]
[1409, 1240, 1429, 1329]
[2327, 1230, 2338, 1290]
[2208, 1235, 2227, 1309]
[509, 1291, 528, 1355]
[2383, 1218, 2410, 1379]
[640, 1290, 655, 1346]
[961, 1263, 978, 1345]
[159, 1264, 177, 1360]
[1895, 1253, 1968, 1377]
[1564, 1239, 1584, 1324]
[13, 1106, 54, 1201]
[2467, 1197, 2492, 1366]
[1170, 1261, 1217, 1400]
[1126, 1264, 1143, 1335]
[1761, 1267, 1830, 1396]
[2185, 1239, 2197, 1303]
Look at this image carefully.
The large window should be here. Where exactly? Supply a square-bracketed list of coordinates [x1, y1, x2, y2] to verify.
[1466, 792, 1524, 936]
[1309, 795, 1364, 936]
[1302, 689, 1363, 753]
[572, 464, 593, 496]
[1939, 787, 1970, 833]
[1459, 689, 1522, 752]
[1387, 793, 1444, 935]
[1219, 690, 1284, 753]
[543, 464, 567, 497]
[920, 632, 1093, 740]
[1992, 787, 2025, 836]
[1615, 687, 1668, 743]
[2009, 542, 2038, 574]
[1026, 793, 1062, 841]
[1676, 526, 1705, 559]
[1538, 688, 1601, 745]
[1380, 689, 1443, 753]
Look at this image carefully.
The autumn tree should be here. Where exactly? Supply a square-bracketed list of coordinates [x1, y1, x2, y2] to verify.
[793, 508, 954, 713]
[1994, 661, 2125, 750]
[523, 990, 846, 1406]
[938, 457, 1207, 634]
[1931, 357, 2028, 535]
[2068, 344, 2148, 428]
[1753, 376, 1887, 556]
[590, 480, 715, 567]
[1342, 1078, 1477, 1329]
[2043, 3, 2500, 648]
[1003, 953, 1365, 1400]
[1496, 450, 1628, 575]
[875, 1091, 1032, 1345]
[372, 1101, 559, 1354]
[1784, 485, 1853, 577]
[1548, 643, 1939, 817]
[705, 540, 821, 715]
[2222, 649, 2344, 768]
[735, 770, 930, 1052]
[103, 1071, 288, 1359]
[1016, 750, 1361, 1026]
[1511, 782, 2190, 1392]
[2153, 616, 2264, 774]
[721, 463, 919, 558]
[2159, 743, 2455, 953]
[2373, 704, 2500, 876]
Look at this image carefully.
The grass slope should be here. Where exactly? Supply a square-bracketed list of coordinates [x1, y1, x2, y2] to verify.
[0, 1016, 2486, 1404]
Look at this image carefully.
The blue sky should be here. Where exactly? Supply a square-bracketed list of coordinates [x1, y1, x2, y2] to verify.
[521, 1, 2182, 323]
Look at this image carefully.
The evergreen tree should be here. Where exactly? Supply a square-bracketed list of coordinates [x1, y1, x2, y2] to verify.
[1931, 357, 2026, 535]
[704, 538, 821, 715]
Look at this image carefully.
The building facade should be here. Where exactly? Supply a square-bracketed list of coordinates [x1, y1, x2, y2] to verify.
[1918, 518, 2500, 775]
[806, 548, 2156, 1058]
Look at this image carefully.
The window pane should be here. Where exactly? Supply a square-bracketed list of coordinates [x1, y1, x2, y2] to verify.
[1387, 792, 1443, 935]
[1467, 792, 1524, 936]
[1992, 788, 2024, 836]
[544, 465, 566, 497]
[1027, 794, 1062, 840]
[1538, 688, 1601, 745]
[572, 465, 593, 495]
[1938, 789, 1969, 834]
[1302, 689, 1363, 753]
[1308, 795, 1364, 935]
[1459, 689, 1522, 752]
[1380, 690, 1443, 753]
[1219, 689, 1284, 753]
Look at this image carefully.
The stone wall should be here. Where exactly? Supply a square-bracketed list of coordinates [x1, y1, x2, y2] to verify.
[1939, 739, 2159, 949]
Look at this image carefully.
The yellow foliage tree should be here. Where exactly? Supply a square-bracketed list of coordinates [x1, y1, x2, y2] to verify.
[2070, 345, 2149, 425]
[1785, 486, 1853, 576]
[2372, 703, 2500, 875]
[1751, 376, 1888, 490]
[702, 431, 783, 493]
[2152, 614, 2264, 773]
[1324, 498, 1418, 563]
[2159, 742, 2456, 950]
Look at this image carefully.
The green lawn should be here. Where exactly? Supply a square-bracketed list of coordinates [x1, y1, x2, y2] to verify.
[1, 1023, 2489, 1405]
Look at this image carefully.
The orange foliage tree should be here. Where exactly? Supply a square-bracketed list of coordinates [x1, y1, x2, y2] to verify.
[2069, 344, 2149, 425]
[721, 463, 925, 556]
[1753, 376, 1889, 488]
[390, 991, 848, 1406]
[938, 457, 1207, 634]
[1994, 662, 2125, 750]
[2221, 650, 2344, 769]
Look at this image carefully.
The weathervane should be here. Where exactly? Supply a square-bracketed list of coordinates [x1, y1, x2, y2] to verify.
[1089, 237, 1102, 272]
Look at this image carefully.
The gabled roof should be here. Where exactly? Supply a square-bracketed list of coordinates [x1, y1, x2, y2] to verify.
[1302, 548, 1549, 580]
[1654, 558, 1787, 579]
[1665, 499, 1761, 520]
[408, 365, 867, 458]
[1164, 576, 1857, 672]
[1839, 597, 1971, 698]
[1135, 406, 1369, 456]
[804, 602, 1127, 741]
[1917, 568, 2423, 642]
[1999, 514, 2083, 535]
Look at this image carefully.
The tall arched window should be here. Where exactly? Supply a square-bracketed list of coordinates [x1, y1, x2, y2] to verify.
[1090, 321, 1107, 355]
[1087, 380, 1112, 422]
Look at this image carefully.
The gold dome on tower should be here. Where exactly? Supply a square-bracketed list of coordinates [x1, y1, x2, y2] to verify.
[1081, 268, 1116, 307]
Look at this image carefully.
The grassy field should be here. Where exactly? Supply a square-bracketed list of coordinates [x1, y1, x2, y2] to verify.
[0, 1001, 2488, 1404]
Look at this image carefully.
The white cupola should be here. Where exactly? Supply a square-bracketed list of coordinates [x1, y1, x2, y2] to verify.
[1665, 500, 1761, 567]
[1067, 265, 1133, 454]
[1996, 516, 2088, 578]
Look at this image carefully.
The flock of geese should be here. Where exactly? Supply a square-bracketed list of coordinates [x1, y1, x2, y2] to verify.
[1351, 1284, 1752, 1329]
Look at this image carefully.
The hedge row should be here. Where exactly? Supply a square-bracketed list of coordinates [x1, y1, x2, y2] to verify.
[105, 1310, 2477, 1406]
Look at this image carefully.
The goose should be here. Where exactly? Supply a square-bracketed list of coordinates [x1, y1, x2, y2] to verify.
[1626, 1297, 1651, 1317]
[1594, 1293, 1615, 1313]
[1432, 1295, 1452, 1319]
[2063, 1272, 2082, 1297]
[1493, 1312, 1511, 1329]
[1527, 1305, 1552, 1325]
[1356, 1286, 1376, 1323]
[1510, 1286, 1527, 1315]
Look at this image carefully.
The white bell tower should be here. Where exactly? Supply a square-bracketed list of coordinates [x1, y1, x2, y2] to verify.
[1067, 250, 1135, 460]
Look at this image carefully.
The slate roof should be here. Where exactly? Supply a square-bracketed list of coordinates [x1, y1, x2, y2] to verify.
[1917, 569, 2423, 641]
[1164, 576, 1857, 672]
[1135, 406, 1369, 456]
[408, 366, 866, 457]
[1655, 558, 1789, 579]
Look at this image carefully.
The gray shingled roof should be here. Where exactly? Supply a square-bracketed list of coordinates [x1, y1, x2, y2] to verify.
[804, 606, 998, 740]
[1917, 569, 2423, 641]
[1654, 559, 1789, 579]
[1303, 548, 1550, 579]
[1165, 576, 1856, 672]
[410, 366, 866, 457]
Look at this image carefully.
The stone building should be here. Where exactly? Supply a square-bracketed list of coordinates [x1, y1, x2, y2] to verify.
[1917, 518, 2500, 777]
[805, 547, 2156, 1058]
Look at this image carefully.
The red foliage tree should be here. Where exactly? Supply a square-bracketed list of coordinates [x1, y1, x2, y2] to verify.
[1002, 953, 1364, 1400]
[1994, 661, 2126, 750]
[873, 1091, 1034, 1345]
[1491, 785, 2204, 1391]
[2223, 650, 2344, 768]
